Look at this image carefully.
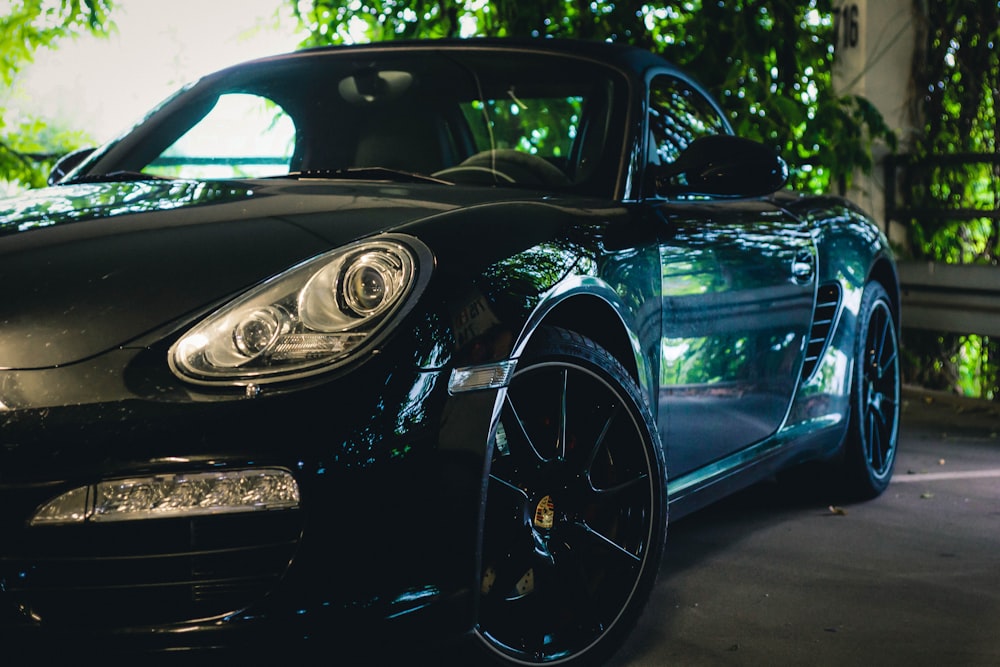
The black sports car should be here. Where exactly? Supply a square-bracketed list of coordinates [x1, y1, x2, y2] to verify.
[0, 39, 899, 665]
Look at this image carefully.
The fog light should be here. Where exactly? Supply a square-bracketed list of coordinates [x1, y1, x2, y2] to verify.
[30, 468, 300, 526]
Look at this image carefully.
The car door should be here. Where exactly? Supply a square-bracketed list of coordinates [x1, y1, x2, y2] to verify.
[645, 74, 816, 478]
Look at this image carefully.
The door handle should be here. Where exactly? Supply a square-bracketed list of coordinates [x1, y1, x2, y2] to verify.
[791, 253, 814, 283]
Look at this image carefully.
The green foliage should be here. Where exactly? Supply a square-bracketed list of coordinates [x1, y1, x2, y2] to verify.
[462, 96, 583, 158]
[903, 329, 999, 401]
[913, 2, 999, 156]
[906, 1, 998, 263]
[0, 118, 95, 190]
[645, 1, 896, 193]
[292, 0, 648, 46]
[900, 2, 999, 400]
[0, 0, 114, 189]
[291, 0, 894, 194]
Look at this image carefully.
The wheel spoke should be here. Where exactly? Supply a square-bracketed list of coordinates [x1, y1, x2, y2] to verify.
[564, 520, 643, 566]
[488, 473, 530, 500]
[534, 541, 607, 630]
[582, 403, 621, 476]
[874, 311, 898, 375]
[874, 310, 889, 363]
[504, 393, 547, 465]
[876, 399, 896, 468]
[876, 425, 890, 470]
[866, 410, 882, 469]
[878, 346, 898, 378]
[872, 397, 888, 427]
[593, 470, 650, 497]
[557, 368, 569, 460]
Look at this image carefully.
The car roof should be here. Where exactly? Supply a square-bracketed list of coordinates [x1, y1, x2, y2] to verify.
[235, 37, 686, 81]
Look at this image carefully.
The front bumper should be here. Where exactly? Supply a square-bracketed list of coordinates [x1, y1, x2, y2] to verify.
[0, 340, 492, 655]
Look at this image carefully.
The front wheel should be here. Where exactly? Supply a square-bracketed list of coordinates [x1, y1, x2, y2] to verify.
[475, 327, 667, 666]
[842, 282, 900, 499]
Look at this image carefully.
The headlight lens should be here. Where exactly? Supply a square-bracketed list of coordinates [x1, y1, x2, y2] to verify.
[30, 468, 300, 526]
[169, 234, 432, 385]
[342, 252, 402, 316]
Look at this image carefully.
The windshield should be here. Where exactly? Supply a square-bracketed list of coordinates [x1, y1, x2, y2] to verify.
[75, 48, 628, 192]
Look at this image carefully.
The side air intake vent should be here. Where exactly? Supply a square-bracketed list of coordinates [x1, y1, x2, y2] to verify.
[802, 282, 842, 381]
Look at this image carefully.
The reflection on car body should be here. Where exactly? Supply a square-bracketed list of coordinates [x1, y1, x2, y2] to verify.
[0, 38, 899, 665]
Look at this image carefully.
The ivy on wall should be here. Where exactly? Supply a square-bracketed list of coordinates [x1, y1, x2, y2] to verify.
[902, 0, 999, 399]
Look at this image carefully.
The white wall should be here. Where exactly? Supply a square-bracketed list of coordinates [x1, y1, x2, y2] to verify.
[832, 0, 917, 246]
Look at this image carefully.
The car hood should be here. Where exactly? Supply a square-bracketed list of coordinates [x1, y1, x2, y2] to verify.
[0, 178, 529, 369]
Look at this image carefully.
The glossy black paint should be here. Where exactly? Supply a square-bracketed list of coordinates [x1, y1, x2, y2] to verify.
[0, 38, 897, 659]
[650, 135, 789, 198]
[653, 199, 816, 476]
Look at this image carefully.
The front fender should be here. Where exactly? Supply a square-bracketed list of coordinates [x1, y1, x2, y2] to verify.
[512, 275, 656, 410]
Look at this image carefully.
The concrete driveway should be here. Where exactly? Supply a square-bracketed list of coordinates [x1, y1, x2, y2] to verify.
[614, 389, 1000, 667]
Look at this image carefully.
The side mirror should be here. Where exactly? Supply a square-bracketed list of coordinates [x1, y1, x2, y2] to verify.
[651, 135, 788, 198]
[47, 147, 96, 186]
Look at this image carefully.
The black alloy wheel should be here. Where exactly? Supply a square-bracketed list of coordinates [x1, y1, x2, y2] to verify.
[475, 327, 666, 666]
[844, 282, 900, 498]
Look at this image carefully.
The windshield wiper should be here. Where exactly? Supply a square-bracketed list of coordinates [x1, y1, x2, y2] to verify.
[62, 171, 172, 185]
[277, 167, 452, 185]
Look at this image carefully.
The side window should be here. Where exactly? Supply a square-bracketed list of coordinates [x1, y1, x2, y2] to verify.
[648, 76, 727, 165]
[144, 93, 296, 179]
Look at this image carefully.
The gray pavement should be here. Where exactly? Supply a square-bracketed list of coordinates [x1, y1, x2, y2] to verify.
[613, 389, 1000, 667]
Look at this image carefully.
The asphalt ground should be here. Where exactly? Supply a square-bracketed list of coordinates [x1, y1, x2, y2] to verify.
[613, 388, 1000, 667]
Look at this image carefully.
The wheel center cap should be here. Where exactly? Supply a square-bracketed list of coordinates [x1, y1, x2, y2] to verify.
[533, 494, 555, 529]
[868, 385, 883, 411]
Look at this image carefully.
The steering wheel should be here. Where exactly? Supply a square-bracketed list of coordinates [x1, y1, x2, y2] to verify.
[434, 149, 571, 188]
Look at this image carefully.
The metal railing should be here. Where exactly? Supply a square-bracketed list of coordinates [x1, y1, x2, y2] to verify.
[884, 152, 1000, 234]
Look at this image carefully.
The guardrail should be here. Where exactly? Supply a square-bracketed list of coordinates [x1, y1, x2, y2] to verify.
[898, 261, 1000, 337]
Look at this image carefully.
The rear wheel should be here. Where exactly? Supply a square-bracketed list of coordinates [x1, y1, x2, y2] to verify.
[843, 282, 900, 498]
[475, 327, 666, 666]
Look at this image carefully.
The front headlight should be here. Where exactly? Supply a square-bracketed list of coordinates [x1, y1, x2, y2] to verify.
[169, 234, 433, 385]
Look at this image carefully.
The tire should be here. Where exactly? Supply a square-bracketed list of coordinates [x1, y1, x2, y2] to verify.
[842, 282, 900, 499]
[474, 327, 667, 666]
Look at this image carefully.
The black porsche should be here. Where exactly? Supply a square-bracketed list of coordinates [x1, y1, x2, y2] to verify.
[0, 38, 899, 665]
